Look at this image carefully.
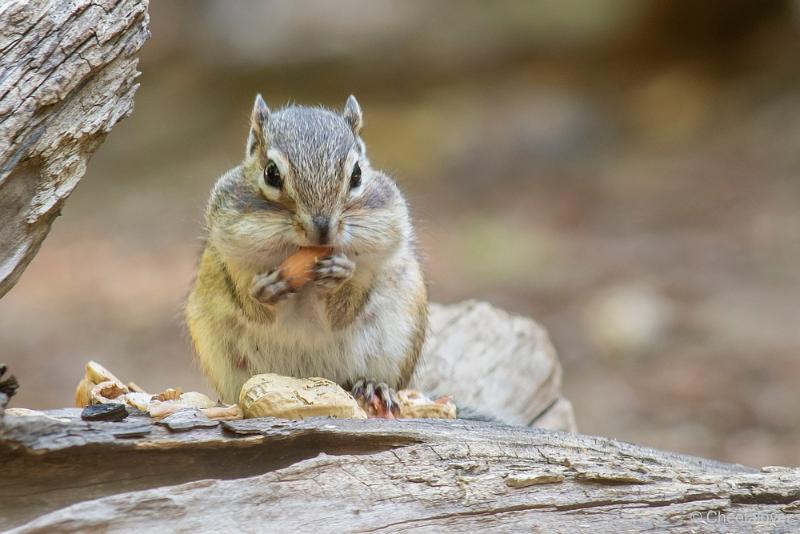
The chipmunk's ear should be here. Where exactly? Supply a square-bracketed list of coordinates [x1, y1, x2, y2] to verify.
[247, 94, 270, 159]
[343, 95, 363, 135]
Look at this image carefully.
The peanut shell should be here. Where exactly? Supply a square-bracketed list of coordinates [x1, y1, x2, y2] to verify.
[239, 373, 366, 420]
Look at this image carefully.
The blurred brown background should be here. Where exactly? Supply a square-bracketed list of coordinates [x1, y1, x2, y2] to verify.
[3, 0, 800, 467]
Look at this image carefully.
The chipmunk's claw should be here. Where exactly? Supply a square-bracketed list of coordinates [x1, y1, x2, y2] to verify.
[250, 269, 294, 304]
[351, 378, 400, 418]
[313, 254, 355, 290]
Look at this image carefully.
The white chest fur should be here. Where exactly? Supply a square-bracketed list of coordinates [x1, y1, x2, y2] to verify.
[234, 283, 412, 388]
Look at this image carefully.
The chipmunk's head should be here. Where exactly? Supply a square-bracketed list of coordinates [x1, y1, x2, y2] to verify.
[209, 95, 406, 268]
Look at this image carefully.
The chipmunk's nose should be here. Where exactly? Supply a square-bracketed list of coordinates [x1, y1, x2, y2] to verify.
[312, 215, 330, 245]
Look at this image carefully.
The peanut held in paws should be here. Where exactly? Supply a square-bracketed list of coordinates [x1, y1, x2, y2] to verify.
[280, 246, 333, 291]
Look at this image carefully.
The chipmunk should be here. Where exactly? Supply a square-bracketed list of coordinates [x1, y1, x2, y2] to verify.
[185, 95, 428, 414]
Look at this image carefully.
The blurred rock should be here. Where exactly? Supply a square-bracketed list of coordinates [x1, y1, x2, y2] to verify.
[584, 283, 674, 359]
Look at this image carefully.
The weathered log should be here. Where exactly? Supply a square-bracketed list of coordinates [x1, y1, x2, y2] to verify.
[418, 301, 575, 431]
[416, 301, 574, 430]
[1, 413, 798, 532]
[0, 0, 150, 298]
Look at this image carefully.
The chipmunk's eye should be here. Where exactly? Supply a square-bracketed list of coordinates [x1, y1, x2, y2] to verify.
[265, 160, 282, 189]
[350, 163, 362, 189]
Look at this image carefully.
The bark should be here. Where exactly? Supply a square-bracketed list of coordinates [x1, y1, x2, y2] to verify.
[418, 301, 575, 431]
[1, 413, 798, 533]
[0, 0, 150, 298]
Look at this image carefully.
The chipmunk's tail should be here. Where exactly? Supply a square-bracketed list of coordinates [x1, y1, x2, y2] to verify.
[454, 404, 498, 422]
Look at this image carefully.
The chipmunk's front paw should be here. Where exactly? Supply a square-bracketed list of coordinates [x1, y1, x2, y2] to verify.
[250, 269, 294, 305]
[351, 378, 400, 419]
[313, 254, 355, 290]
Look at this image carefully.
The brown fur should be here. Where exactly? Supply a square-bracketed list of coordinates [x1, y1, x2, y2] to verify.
[326, 281, 371, 330]
[398, 284, 428, 388]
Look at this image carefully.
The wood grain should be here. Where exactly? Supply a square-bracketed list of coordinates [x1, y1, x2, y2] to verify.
[2, 413, 798, 532]
[0, 0, 150, 298]
[417, 301, 575, 430]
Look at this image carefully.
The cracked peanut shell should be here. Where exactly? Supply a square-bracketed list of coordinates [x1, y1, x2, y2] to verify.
[239, 373, 367, 420]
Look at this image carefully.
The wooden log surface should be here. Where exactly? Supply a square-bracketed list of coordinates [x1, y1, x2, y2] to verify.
[0, 0, 150, 298]
[417, 301, 575, 431]
[415, 301, 574, 429]
[2, 413, 799, 533]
